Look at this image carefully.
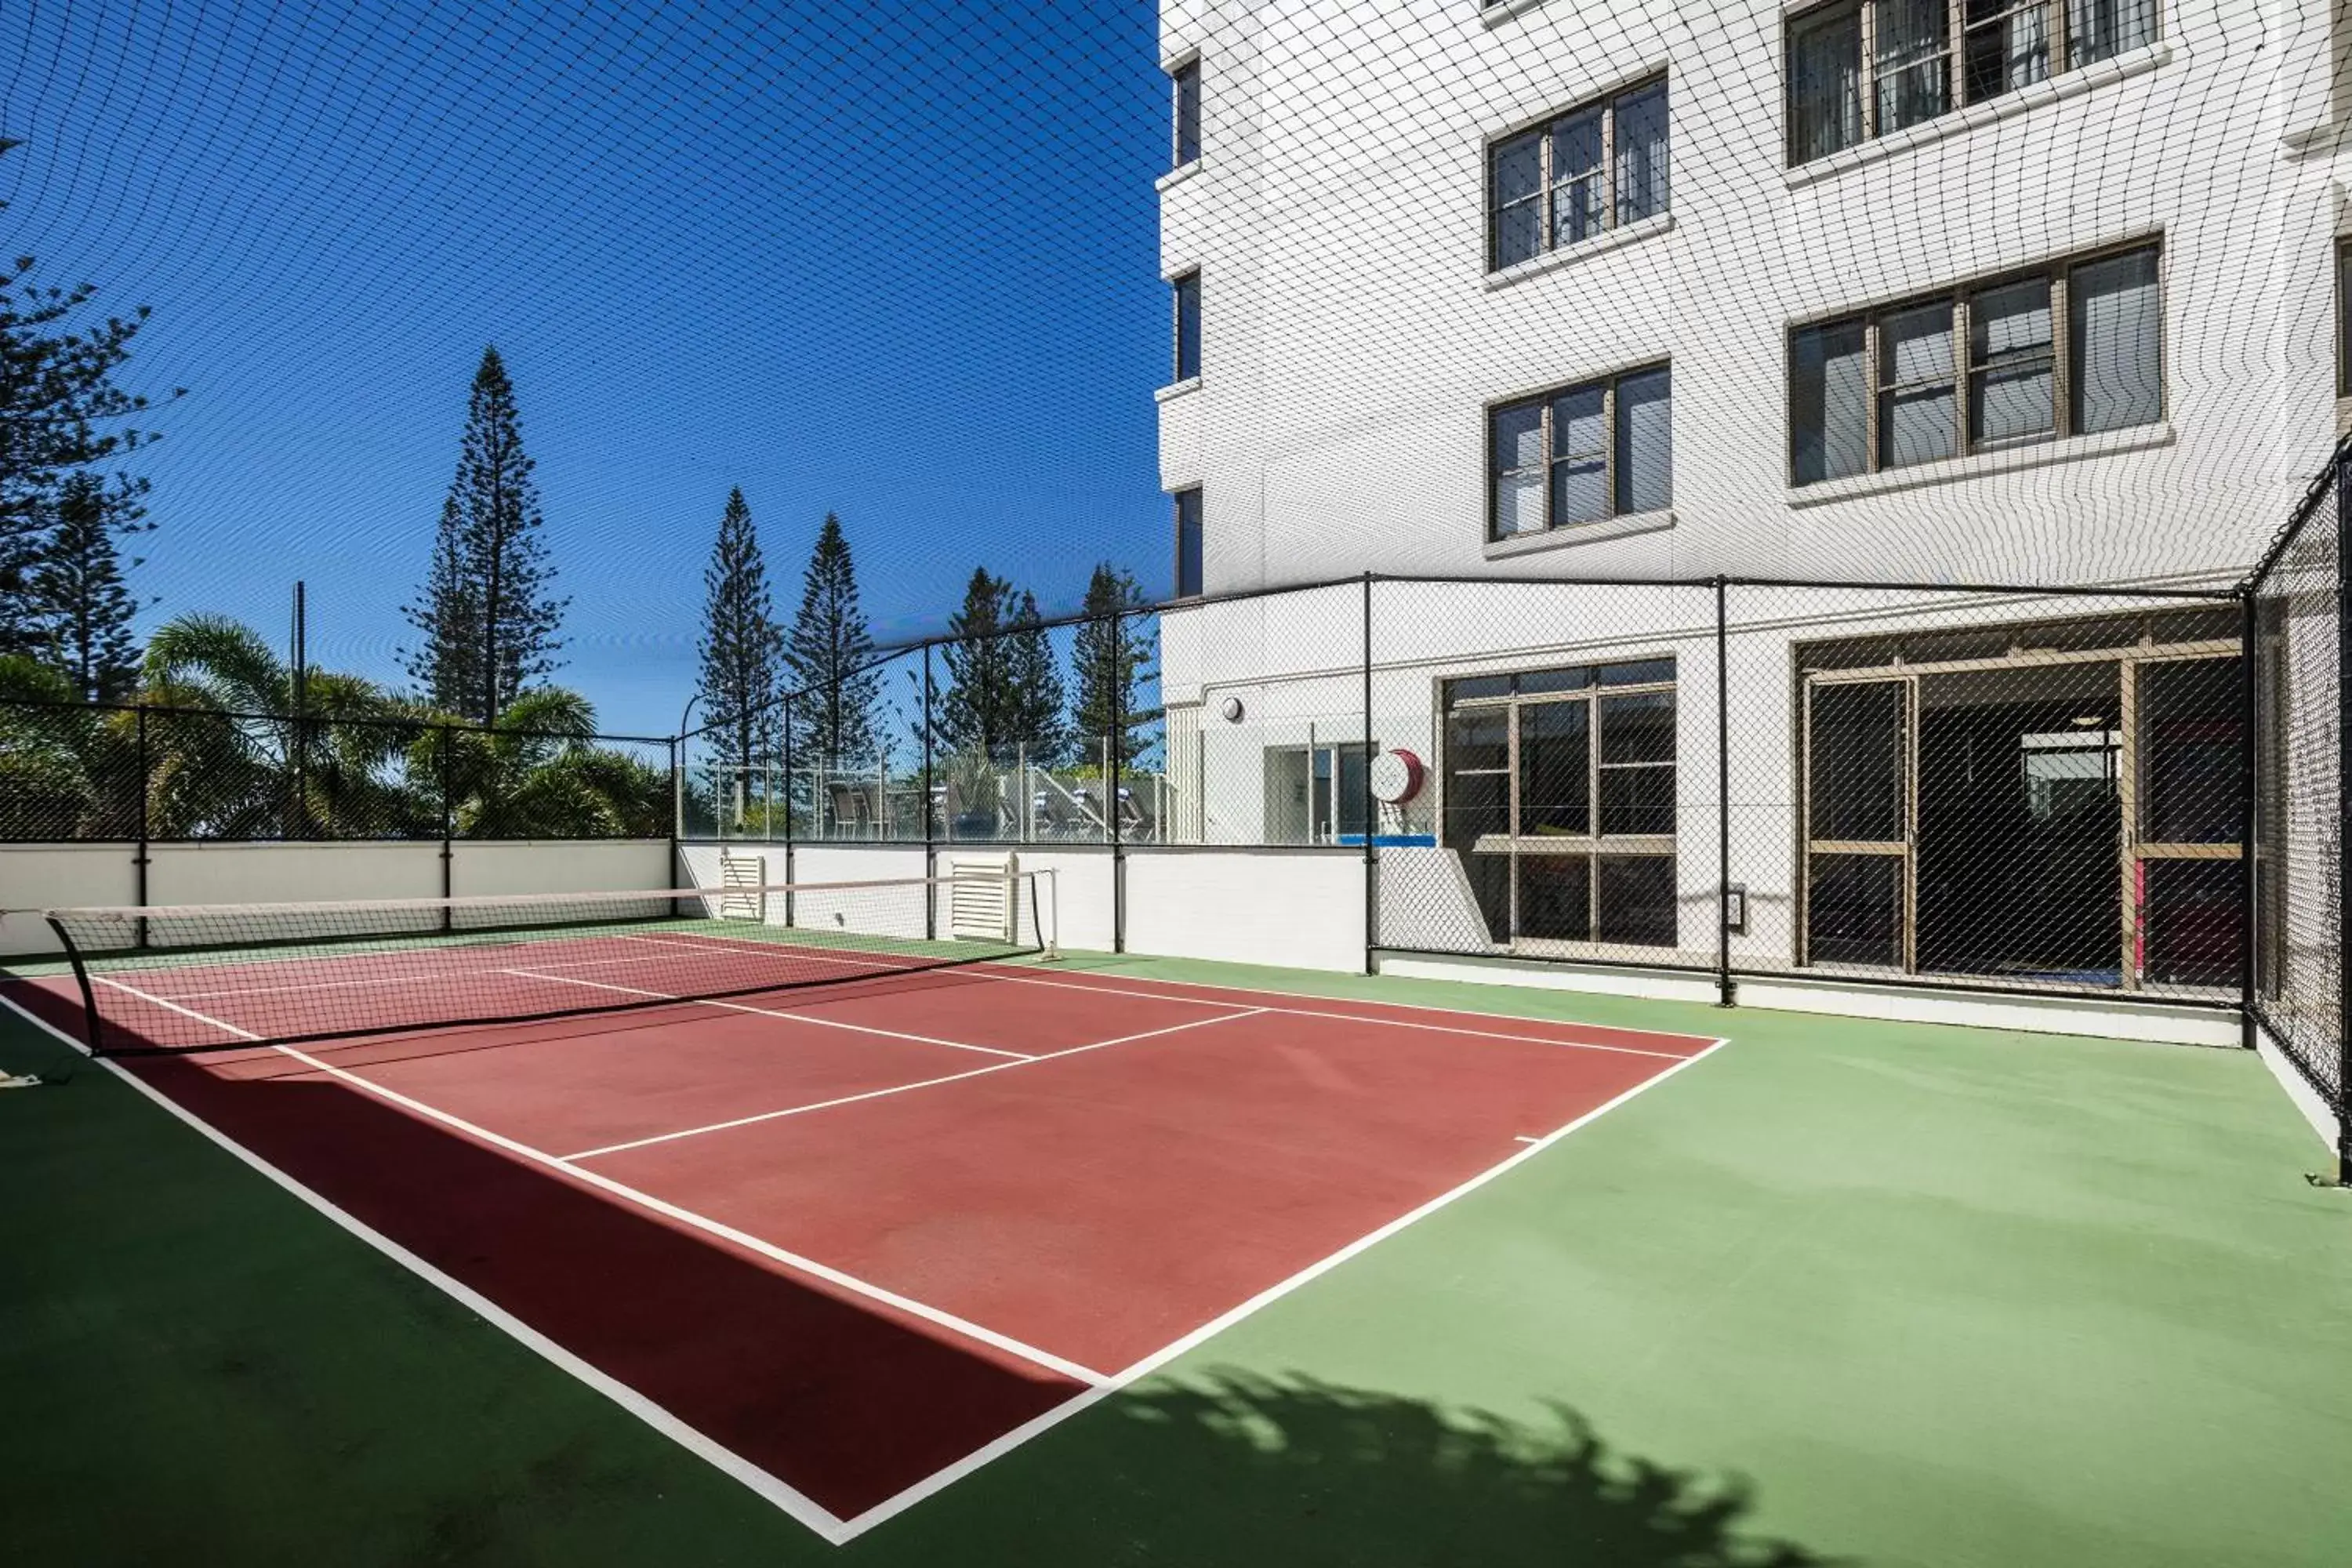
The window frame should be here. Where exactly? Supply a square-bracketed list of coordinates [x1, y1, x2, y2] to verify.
[1437, 659, 1681, 952]
[1485, 73, 1669, 273]
[2336, 236, 2352, 401]
[1172, 486, 1203, 600]
[1784, 0, 2161, 168]
[1487, 361, 1671, 541]
[1786, 238, 2162, 487]
[1169, 56, 1201, 169]
[1171, 269, 1202, 385]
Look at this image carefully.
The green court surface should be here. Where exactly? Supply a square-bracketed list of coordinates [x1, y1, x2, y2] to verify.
[2, 954, 2346, 1567]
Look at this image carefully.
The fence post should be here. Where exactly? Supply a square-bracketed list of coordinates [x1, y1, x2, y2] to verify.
[668, 737, 683, 917]
[2239, 587, 2259, 1051]
[1110, 609, 1126, 954]
[439, 724, 456, 931]
[134, 704, 151, 946]
[2337, 452, 2352, 1186]
[1363, 572, 1377, 976]
[782, 692, 796, 927]
[922, 642, 936, 942]
[1716, 575, 1734, 1007]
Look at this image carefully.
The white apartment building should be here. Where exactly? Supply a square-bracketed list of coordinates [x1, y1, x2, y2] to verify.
[1150, 1, 2348, 1019]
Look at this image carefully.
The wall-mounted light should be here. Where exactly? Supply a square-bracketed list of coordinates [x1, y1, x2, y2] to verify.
[1220, 695, 1245, 723]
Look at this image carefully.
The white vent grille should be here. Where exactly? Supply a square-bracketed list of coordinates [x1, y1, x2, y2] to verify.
[717, 853, 767, 922]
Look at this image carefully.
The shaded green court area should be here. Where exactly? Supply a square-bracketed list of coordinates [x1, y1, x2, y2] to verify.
[3, 955, 2347, 1567]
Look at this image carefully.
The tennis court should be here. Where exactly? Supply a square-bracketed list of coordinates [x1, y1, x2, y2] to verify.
[4, 872, 1722, 1542]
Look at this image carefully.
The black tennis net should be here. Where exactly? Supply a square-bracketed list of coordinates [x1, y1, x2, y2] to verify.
[42, 869, 1051, 1056]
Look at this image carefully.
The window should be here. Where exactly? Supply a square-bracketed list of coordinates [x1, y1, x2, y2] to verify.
[1799, 612, 2243, 992]
[1171, 270, 1200, 383]
[1490, 364, 1670, 539]
[1173, 487, 1203, 598]
[1488, 77, 1668, 271]
[1789, 242, 2158, 485]
[1171, 58, 1201, 168]
[1439, 659, 1679, 951]
[1786, 0, 2159, 165]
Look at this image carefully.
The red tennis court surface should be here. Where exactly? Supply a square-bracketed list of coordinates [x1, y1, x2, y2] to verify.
[5, 938, 1725, 1544]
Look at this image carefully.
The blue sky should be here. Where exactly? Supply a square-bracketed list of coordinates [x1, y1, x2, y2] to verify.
[1, 2, 1167, 738]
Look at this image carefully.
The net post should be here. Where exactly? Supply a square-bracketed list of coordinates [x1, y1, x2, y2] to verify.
[438, 724, 456, 931]
[922, 642, 936, 942]
[1362, 571, 1376, 977]
[669, 737, 684, 920]
[133, 703, 150, 949]
[2238, 586, 2259, 1051]
[45, 916, 103, 1057]
[1715, 575, 1734, 1008]
[2336, 449, 2352, 1187]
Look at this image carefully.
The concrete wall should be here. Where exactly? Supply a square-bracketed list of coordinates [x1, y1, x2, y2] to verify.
[1125, 848, 1367, 971]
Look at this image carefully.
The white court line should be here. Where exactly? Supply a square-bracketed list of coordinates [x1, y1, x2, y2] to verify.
[0, 987, 855, 1543]
[829, 1034, 1735, 1543]
[1513, 1134, 1541, 1144]
[21, 967, 1734, 1548]
[499, 968, 1033, 1061]
[86, 975, 1107, 1392]
[564, 1007, 1271, 1161]
[623, 927, 1711, 1061]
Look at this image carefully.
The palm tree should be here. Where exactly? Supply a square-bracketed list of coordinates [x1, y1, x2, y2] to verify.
[419, 687, 668, 840]
[0, 654, 140, 840]
[140, 613, 436, 838]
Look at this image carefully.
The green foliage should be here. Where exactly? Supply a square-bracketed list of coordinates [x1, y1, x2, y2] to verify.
[0, 140, 177, 664]
[0, 654, 139, 839]
[1069, 562, 1159, 770]
[1005, 587, 1069, 765]
[695, 487, 780, 770]
[935, 568, 1018, 755]
[426, 689, 667, 840]
[33, 472, 150, 701]
[782, 512, 880, 764]
[402, 347, 567, 724]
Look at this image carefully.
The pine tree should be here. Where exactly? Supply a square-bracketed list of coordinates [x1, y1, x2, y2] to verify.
[1069, 564, 1160, 771]
[32, 470, 148, 701]
[1004, 588, 1069, 764]
[782, 512, 880, 762]
[402, 347, 565, 724]
[695, 487, 781, 772]
[0, 140, 178, 658]
[936, 568, 1018, 756]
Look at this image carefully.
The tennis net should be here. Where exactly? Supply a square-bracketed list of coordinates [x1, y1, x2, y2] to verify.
[43, 869, 1051, 1056]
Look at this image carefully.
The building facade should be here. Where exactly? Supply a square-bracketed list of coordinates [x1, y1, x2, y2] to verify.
[1151, 1, 2346, 1011]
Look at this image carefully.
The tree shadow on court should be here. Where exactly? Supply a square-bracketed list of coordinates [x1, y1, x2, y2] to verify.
[955, 1367, 1842, 1568]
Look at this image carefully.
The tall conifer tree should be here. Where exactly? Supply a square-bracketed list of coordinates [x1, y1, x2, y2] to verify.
[1004, 587, 1068, 764]
[33, 471, 147, 700]
[1069, 563, 1158, 770]
[782, 512, 879, 762]
[403, 347, 565, 723]
[936, 568, 1018, 755]
[695, 487, 781, 771]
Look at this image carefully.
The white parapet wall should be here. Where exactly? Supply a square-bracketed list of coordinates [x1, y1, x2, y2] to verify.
[0, 844, 142, 956]
[147, 840, 446, 909]
[451, 840, 671, 899]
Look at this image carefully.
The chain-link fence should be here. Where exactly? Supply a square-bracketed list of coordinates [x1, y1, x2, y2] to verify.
[0, 699, 672, 844]
[2249, 456, 2348, 1179]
